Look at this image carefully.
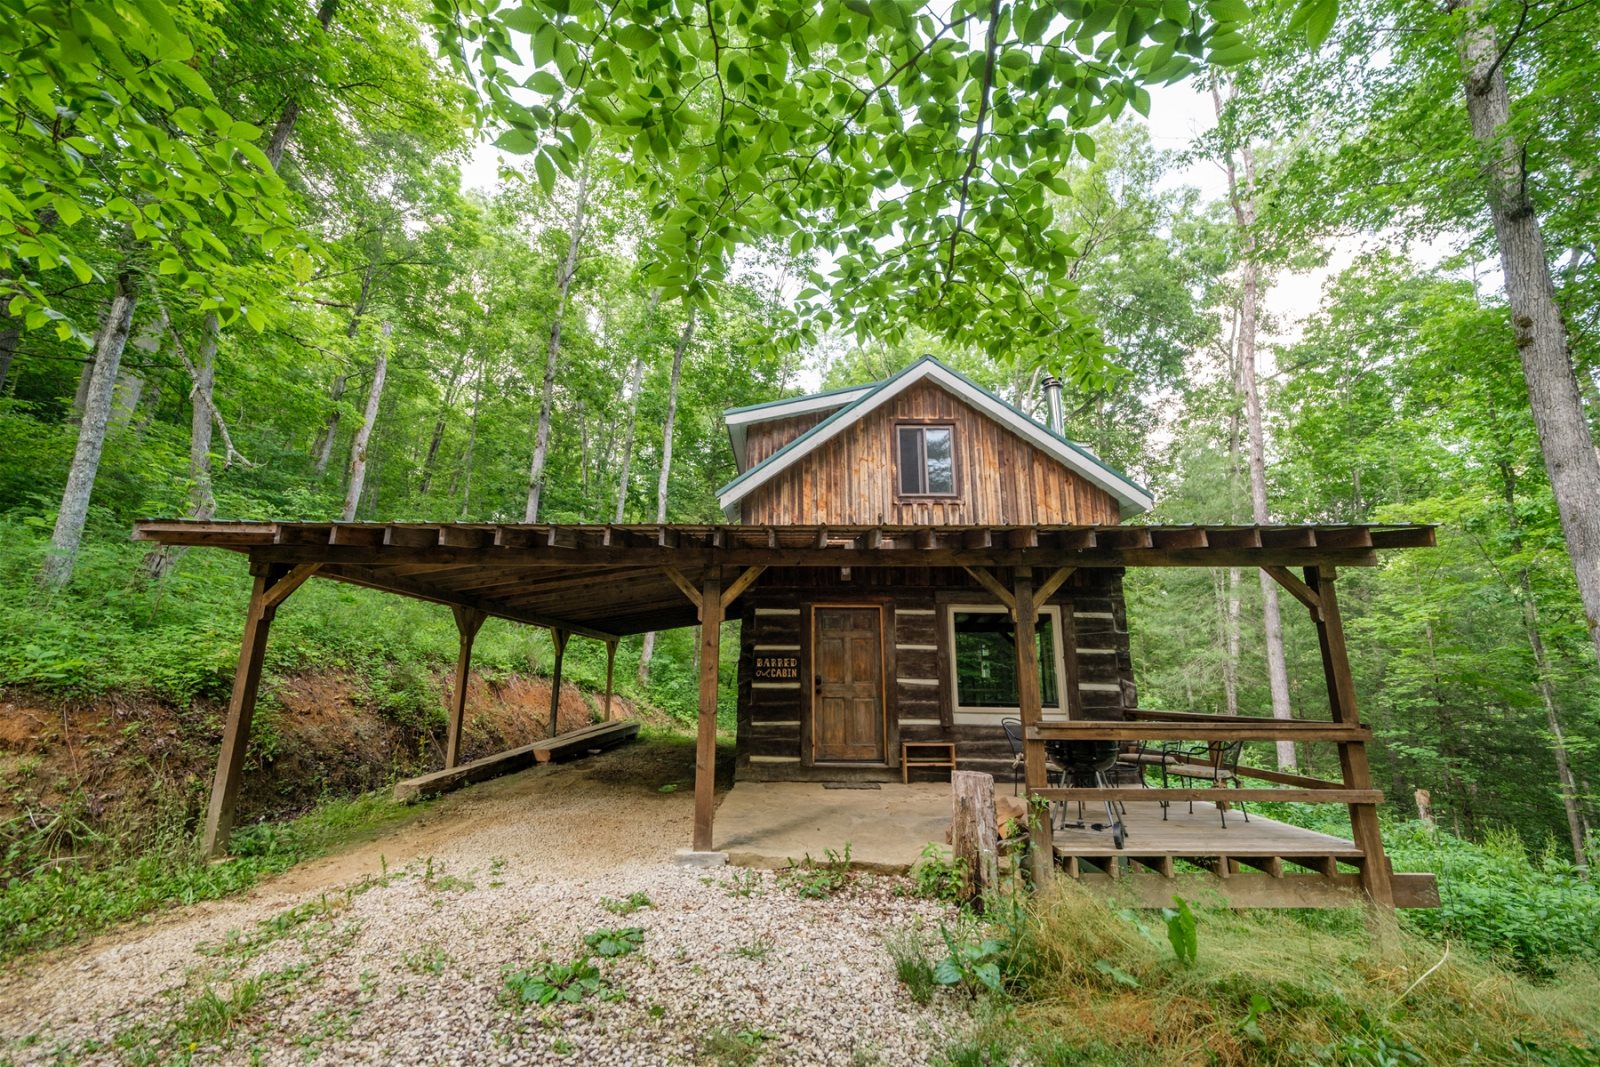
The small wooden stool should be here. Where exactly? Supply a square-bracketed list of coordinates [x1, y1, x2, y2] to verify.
[901, 740, 957, 783]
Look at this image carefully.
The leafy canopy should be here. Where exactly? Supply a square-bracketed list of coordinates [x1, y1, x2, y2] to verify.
[430, 0, 1296, 382]
[0, 0, 311, 340]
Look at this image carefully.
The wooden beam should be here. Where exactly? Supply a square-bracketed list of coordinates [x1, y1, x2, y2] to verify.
[602, 639, 617, 723]
[395, 722, 640, 802]
[1065, 871, 1438, 909]
[260, 563, 320, 610]
[963, 565, 1017, 613]
[719, 565, 767, 610]
[1034, 566, 1076, 604]
[694, 574, 724, 852]
[1308, 565, 1396, 908]
[1263, 565, 1322, 619]
[1013, 570, 1052, 887]
[243, 541, 1391, 572]
[547, 628, 568, 736]
[202, 565, 308, 858]
[1029, 722, 1371, 743]
[662, 565, 703, 611]
[309, 564, 616, 641]
[1036, 787, 1384, 804]
[444, 605, 486, 769]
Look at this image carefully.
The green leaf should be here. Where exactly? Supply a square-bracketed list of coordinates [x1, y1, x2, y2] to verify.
[1303, 0, 1337, 46]
[534, 151, 556, 193]
[527, 70, 563, 95]
[1074, 132, 1096, 161]
[615, 24, 660, 49]
[495, 128, 537, 154]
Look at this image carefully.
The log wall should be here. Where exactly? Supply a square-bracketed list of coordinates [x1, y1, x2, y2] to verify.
[734, 567, 1137, 783]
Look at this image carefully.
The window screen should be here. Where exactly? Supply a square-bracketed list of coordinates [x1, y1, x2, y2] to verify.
[897, 424, 956, 495]
[951, 610, 1060, 709]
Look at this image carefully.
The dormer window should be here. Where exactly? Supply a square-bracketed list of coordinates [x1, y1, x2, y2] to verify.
[897, 423, 957, 497]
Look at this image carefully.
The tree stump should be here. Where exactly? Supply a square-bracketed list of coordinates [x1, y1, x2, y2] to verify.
[951, 770, 999, 902]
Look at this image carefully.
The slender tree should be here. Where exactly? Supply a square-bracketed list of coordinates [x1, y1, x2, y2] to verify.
[637, 306, 697, 685]
[42, 273, 137, 587]
[1213, 83, 1295, 765]
[525, 162, 591, 522]
[342, 323, 390, 522]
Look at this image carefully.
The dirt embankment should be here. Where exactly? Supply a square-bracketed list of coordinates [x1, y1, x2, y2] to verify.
[0, 669, 641, 854]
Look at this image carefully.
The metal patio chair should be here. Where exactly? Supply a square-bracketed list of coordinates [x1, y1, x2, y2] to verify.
[1163, 740, 1251, 827]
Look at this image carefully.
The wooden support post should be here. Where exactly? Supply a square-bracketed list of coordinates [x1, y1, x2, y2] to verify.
[1013, 569, 1054, 888]
[601, 639, 617, 722]
[951, 770, 999, 902]
[202, 563, 317, 858]
[1306, 566, 1395, 907]
[694, 574, 724, 852]
[445, 606, 486, 769]
[547, 627, 568, 736]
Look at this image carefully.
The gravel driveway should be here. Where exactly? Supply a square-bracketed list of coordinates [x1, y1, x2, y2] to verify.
[0, 743, 965, 1065]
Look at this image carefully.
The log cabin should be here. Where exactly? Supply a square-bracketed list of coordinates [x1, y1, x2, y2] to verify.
[719, 356, 1151, 785]
[134, 355, 1440, 906]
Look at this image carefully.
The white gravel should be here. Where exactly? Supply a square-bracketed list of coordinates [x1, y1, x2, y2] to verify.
[0, 755, 967, 1065]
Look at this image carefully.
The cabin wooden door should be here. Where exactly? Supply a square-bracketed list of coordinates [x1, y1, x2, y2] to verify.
[812, 606, 885, 762]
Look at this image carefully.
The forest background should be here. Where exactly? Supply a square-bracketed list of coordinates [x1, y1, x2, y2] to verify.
[0, 0, 1597, 954]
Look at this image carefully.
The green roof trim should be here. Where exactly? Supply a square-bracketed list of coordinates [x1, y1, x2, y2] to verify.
[722, 380, 878, 418]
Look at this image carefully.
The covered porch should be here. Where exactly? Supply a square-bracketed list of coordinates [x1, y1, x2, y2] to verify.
[132, 519, 1436, 908]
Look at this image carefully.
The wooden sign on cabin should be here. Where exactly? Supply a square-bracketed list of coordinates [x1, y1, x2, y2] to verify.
[753, 654, 800, 681]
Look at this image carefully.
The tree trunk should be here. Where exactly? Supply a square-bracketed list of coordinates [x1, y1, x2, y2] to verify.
[341, 323, 389, 522]
[264, 0, 338, 169]
[524, 160, 591, 522]
[42, 273, 136, 587]
[637, 307, 697, 686]
[457, 351, 486, 519]
[1214, 81, 1295, 766]
[1452, 0, 1600, 671]
[1519, 572, 1590, 874]
[613, 290, 662, 523]
[145, 312, 220, 581]
[419, 350, 467, 497]
[108, 317, 160, 432]
[0, 323, 17, 394]
[313, 265, 373, 475]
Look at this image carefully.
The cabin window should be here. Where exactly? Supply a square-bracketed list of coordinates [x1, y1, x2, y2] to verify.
[896, 424, 957, 496]
[946, 605, 1067, 721]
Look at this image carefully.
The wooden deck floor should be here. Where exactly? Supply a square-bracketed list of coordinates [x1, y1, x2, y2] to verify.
[1048, 799, 1437, 907]
[1052, 798, 1360, 865]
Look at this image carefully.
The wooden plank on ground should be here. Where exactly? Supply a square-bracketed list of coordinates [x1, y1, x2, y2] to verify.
[394, 722, 639, 801]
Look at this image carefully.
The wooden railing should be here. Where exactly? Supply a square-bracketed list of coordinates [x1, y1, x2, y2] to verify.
[1025, 713, 1382, 805]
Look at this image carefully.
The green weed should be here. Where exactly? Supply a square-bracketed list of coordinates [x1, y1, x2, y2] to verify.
[583, 926, 644, 958]
[600, 891, 653, 915]
[779, 844, 853, 898]
[501, 958, 615, 1007]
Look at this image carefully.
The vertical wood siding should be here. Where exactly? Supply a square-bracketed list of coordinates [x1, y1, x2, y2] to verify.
[740, 380, 1121, 526]
[742, 411, 832, 469]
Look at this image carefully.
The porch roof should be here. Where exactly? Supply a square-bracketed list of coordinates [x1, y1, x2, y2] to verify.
[132, 521, 1435, 640]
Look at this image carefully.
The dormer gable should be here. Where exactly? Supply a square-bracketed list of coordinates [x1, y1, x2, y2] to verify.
[718, 357, 1152, 525]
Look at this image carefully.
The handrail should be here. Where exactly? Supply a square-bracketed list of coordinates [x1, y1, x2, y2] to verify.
[1035, 786, 1382, 804]
[1027, 722, 1370, 743]
[1124, 707, 1337, 725]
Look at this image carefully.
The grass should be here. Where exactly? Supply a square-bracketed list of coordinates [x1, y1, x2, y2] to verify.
[0, 789, 417, 962]
[918, 883, 1600, 1066]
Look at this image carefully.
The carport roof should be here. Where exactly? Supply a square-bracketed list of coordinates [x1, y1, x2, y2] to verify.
[133, 521, 1436, 639]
